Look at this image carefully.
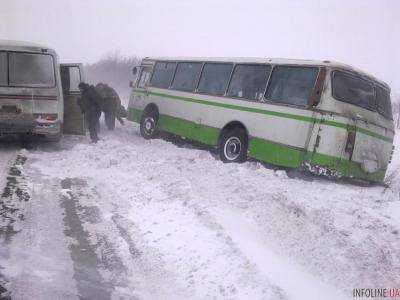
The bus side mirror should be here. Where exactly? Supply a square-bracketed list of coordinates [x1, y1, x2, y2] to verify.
[132, 67, 138, 76]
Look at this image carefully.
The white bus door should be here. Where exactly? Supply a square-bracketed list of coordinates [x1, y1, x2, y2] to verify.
[60, 64, 86, 135]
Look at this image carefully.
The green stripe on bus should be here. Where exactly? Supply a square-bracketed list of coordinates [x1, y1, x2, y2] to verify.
[132, 89, 393, 143]
[128, 107, 142, 123]
[128, 107, 385, 182]
[249, 138, 303, 168]
[158, 114, 220, 146]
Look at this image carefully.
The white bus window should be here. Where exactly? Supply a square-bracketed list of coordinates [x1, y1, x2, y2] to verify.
[151, 62, 176, 88]
[332, 71, 375, 110]
[227, 64, 271, 101]
[0, 52, 7, 86]
[69, 67, 81, 92]
[9, 52, 55, 87]
[265, 66, 319, 107]
[171, 62, 202, 92]
[138, 68, 151, 88]
[198, 63, 233, 96]
[61, 66, 81, 93]
[376, 86, 393, 120]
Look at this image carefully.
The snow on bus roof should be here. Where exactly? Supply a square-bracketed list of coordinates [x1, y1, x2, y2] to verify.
[0, 39, 54, 52]
[144, 56, 389, 89]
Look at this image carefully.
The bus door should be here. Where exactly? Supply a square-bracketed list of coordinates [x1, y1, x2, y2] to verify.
[60, 64, 85, 135]
[303, 67, 346, 173]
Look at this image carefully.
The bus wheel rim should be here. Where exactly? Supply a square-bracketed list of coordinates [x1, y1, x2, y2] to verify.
[224, 137, 242, 160]
[144, 117, 155, 135]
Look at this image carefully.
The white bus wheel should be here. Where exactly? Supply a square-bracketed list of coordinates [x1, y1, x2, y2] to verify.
[140, 112, 158, 139]
[219, 129, 248, 163]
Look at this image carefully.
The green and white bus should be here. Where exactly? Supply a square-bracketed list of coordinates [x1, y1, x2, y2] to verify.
[128, 57, 395, 183]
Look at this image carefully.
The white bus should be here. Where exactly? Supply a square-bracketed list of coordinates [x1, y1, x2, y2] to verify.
[128, 57, 395, 183]
[0, 40, 86, 140]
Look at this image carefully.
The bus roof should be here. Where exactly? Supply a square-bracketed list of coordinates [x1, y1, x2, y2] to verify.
[144, 56, 389, 89]
[0, 39, 55, 53]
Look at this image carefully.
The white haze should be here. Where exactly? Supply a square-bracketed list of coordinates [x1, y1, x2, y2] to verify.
[0, 0, 399, 93]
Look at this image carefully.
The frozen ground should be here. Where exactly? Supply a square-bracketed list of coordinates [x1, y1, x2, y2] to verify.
[0, 120, 399, 300]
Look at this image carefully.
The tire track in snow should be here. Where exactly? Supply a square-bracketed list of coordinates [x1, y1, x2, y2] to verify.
[0, 156, 78, 299]
[0, 152, 27, 299]
[60, 177, 118, 300]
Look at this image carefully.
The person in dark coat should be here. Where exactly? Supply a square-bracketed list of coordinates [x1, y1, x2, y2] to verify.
[95, 83, 125, 130]
[77, 82, 102, 143]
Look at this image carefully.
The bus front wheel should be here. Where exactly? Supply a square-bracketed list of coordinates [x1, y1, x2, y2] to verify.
[219, 129, 248, 163]
[140, 112, 158, 139]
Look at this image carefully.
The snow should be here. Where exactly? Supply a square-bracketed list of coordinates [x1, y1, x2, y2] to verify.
[0, 144, 18, 192]
[0, 121, 399, 299]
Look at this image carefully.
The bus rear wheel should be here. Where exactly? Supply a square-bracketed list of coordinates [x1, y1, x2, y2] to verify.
[140, 111, 158, 139]
[219, 129, 248, 163]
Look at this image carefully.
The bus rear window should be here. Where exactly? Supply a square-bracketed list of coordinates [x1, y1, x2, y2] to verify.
[332, 71, 375, 110]
[0, 52, 7, 86]
[376, 86, 393, 120]
[9, 52, 55, 87]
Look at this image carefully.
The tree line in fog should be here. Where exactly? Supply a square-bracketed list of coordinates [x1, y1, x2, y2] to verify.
[84, 50, 140, 103]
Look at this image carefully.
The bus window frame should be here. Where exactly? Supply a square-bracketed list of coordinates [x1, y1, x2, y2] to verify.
[262, 64, 321, 109]
[149, 61, 178, 89]
[61, 64, 82, 94]
[137, 66, 152, 89]
[331, 69, 377, 113]
[225, 62, 272, 103]
[170, 61, 203, 93]
[195, 61, 234, 97]
[2, 50, 57, 89]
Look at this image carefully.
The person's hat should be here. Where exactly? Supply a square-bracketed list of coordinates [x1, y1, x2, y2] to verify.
[78, 82, 88, 89]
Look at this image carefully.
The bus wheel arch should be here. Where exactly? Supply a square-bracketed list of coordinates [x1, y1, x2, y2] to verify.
[218, 121, 249, 163]
[140, 103, 159, 139]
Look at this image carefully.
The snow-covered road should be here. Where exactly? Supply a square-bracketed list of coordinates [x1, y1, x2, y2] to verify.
[0, 121, 399, 300]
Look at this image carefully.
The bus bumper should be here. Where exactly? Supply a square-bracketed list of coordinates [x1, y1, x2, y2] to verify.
[0, 114, 36, 135]
[303, 155, 387, 183]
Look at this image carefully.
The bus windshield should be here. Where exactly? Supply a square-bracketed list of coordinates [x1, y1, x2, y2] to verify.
[8, 52, 55, 87]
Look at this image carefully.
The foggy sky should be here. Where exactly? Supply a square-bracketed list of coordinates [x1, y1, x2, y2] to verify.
[0, 0, 399, 93]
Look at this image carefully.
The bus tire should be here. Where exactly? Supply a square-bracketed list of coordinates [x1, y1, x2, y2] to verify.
[140, 111, 158, 139]
[219, 128, 248, 163]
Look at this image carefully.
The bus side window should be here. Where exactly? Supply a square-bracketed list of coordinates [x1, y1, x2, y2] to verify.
[265, 66, 319, 107]
[138, 67, 151, 88]
[227, 64, 271, 101]
[61, 66, 81, 94]
[197, 63, 233, 96]
[0, 52, 7, 86]
[150, 62, 176, 88]
[171, 62, 202, 92]
[68, 67, 81, 92]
